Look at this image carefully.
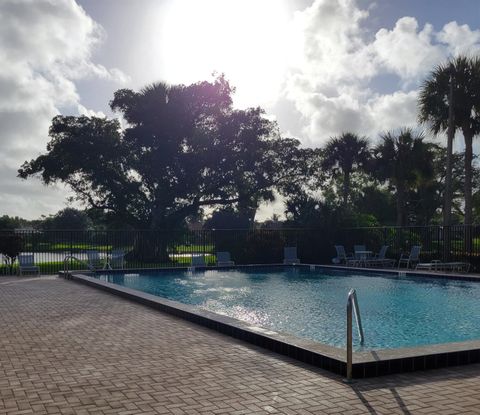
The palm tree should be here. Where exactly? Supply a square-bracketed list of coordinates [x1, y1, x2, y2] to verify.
[419, 55, 480, 225]
[372, 129, 434, 226]
[321, 133, 370, 207]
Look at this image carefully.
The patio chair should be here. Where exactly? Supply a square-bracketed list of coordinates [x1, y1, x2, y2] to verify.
[365, 245, 395, 268]
[109, 249, 125, 269]
[353, 245, 366, 259]
[86, 250, 107, 271]
[216, 251, 234, 267]
[17, 253, 40, 276]
[283, 247, 300, 265]
[398, 246, 421, 269]
[332, 245, 355, 265]
[191, 255, 206, 267]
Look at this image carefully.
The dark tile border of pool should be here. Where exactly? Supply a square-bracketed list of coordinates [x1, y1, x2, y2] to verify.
[63, 265, 480, 378]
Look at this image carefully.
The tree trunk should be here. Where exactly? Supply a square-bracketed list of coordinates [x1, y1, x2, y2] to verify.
[443, 73, 455, 226]
[343, 171, 350, 207]
[462, 126, 474, 255]
[396, 185, 406, 226]
[463, 127, 474, 225]
[237, 205, 257, 228]
[126, 231, 171, 263]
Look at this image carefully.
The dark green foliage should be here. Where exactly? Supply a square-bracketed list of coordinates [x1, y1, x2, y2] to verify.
[0, 232, 23, 271]
[372, 128, 435, 226]
[281, 192, 381, 262]
[238, 231, 285, 264]
[14, 61, 480, 232]
[419, 56, 480, 136]
[320, 133, 370, 206]
[353, 186, 396, 225]
[419, 55, 480, 224]
[0, 215, 29, 230]
[204, 208, 250, 229]
[41, 208, 92, 230]
[19, 115, 135, 224]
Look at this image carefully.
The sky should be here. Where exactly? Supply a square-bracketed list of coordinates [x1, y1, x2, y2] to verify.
[1, 0, 480, 220]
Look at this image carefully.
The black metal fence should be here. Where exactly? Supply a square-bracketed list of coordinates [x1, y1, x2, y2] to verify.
[0, 228, 337, 275]
[344, 225, 480, 272]
[1, 225, 479, 275]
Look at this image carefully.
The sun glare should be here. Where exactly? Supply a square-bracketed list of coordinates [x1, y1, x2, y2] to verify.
[160, 0, 290, 108]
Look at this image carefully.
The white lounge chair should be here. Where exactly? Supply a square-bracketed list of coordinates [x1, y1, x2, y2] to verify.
[109, 249, 125, 269]
[283, 247, 300, 264]
[416, 261, 470, 273]
[191, 255, 206, 267]
[398, 246, 421, 269]
[216, 251, 234, 266]
[18, 253, 40, 276]
[443, 262, 471, 273]
[86, 250, 107, 271]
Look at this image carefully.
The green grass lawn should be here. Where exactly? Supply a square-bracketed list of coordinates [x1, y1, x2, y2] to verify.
[24, 242, 116, 252]
[50, 243, 114, 251]
[21, 242, 215, 254]
[168, 244, 215, 253]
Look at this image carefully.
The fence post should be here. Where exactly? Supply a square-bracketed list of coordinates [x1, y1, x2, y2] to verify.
[443, 225, 450, 263]
[68, 230, 72, 271]
[466, 225, 472, 265]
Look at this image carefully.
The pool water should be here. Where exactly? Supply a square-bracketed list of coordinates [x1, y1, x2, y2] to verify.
[94, 267, 480, 350]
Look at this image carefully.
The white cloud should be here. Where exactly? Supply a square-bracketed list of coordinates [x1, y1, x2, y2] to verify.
[282, 0, 380, 143]
[373, 17, 444, 82]
[279, 0, 480, 148]
[289, 0, 377, 84]
[77, 104, 106, 118]
[0, 0, 128, 219]
[366, 90, 419, 138]
[437, 21, 480, 56]
[3, 0, 480, 220]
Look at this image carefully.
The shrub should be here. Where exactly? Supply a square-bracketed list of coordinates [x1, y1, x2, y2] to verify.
[0, 232, 23, 272]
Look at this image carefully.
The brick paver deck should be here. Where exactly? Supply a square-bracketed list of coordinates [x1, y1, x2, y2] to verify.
[1, 277, 480, 414]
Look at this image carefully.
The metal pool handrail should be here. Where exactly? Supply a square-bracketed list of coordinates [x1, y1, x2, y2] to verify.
[346, 288, 364, 381]
[63, 255, 91, 278]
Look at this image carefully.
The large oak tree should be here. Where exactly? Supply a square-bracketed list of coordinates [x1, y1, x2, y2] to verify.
[19, 77, 308, 230]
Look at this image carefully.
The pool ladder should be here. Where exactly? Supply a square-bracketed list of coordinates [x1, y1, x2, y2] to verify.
[345, 289, 364, 382]
[63, 255, 90, 279]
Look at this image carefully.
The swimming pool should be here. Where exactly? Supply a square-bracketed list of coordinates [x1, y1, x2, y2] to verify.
[92, 266, 480, 351]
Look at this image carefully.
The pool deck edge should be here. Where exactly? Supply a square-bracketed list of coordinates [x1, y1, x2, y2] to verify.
[65, 268, 480, 378]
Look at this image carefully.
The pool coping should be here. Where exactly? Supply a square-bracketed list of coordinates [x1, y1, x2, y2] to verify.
[63, 264, 480, 378]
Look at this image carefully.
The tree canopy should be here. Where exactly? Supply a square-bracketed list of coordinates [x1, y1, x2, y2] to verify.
[16, 56, 480, 231]
[320, 133, 370, 207]
[40, 207, 93, 230]
[372, 129, 435, 226]
[19, 77, 309, 230]
[419, 55, 480, 225]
